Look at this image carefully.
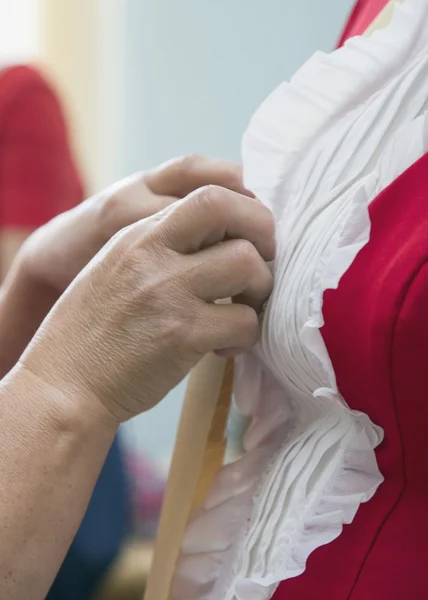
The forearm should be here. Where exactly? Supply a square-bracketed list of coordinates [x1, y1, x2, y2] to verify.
[0, 366, 117, 600]
[0, 258, 58, 377]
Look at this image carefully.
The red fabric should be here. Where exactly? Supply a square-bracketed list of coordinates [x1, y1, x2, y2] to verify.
[0, 65, 83, 229]
[338, 0, 390, 46]
[273, 5, 428, 598]
[273, 152, 428, 599]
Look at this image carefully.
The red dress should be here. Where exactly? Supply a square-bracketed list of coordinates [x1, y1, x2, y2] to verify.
[0, 65, 82, 229]
[338, 0, 391, 46]
[273, 2, 428, 599]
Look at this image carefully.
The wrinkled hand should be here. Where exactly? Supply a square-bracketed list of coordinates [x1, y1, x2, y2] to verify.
[20, 185, 275, 424]
[21, 155, 252, 293]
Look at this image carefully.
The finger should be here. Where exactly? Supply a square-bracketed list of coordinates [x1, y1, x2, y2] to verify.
[194, 302, 260, 355]
[144, 155, 253, 198]
[184, 239, 273, 312]
[158, 186, 275, 262]
[98, 174, 177, 238]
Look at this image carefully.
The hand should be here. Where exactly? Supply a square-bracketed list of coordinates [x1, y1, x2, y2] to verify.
[20, 155, 252, 294]
[20, 185, 275, 425]
[0, 155, 253, 379]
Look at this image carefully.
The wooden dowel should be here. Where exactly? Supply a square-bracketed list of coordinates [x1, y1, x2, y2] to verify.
[144, 355, 234, 600]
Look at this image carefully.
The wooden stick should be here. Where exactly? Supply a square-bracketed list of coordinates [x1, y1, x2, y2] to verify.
[144, 355, 234, 600]
[189, 358, 234, 512]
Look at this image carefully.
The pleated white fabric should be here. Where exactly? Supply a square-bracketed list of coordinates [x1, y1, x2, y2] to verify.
[172, 2, 428, 599]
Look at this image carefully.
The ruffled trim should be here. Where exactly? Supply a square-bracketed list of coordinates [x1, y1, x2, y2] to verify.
[172, 1, 428, 599]
[242, 0, 428, 219]
[232, 405, 381, 593]
[305, 113, 428, 398]
[218, 117, 427, 600]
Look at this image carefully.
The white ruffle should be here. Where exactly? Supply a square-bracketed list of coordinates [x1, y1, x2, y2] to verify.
[172, 1, 428, 599]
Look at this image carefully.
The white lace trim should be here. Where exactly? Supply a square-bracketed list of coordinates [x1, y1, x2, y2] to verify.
[172, 2, 428, 599]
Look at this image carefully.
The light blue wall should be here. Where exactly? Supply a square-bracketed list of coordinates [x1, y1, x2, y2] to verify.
[119, 0, 355, 467]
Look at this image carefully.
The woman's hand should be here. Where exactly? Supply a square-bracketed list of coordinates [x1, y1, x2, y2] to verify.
[0, 155, 253, 377]
[0, 155, 272, 600]
[20, 155, 252, 293]
[20, 184, 275, 424]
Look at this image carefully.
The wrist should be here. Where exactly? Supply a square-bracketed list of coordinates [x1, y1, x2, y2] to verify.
[9, 361, 120, 442]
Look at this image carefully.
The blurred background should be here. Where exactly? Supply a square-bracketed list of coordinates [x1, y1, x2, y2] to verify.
[0, 0, 354, 598]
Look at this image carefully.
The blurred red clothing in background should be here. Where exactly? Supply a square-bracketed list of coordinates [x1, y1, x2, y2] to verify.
[0, 64, 83, 279]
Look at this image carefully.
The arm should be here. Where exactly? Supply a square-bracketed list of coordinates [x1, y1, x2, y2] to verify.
[0, 262, 110, 600]
[0, 357, 117, 599]
[0, 155, 253, 378]
[0, 259, 58, 377]
[0, 157, 270, 599]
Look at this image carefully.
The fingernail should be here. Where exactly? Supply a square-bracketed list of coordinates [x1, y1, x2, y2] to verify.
[243, 188, 256, 199]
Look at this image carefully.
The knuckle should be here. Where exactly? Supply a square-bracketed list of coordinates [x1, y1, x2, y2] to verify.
[221, 164, 243, 191]
[240, 304, 259, 328]
[195, 183, 223, 203]
[109, 227, 128, 251]
[264, 272, 274, 297]
[257, 264, 274, 295]
[102, 223, 155, 272]
[252, 202, 275, 238]
[192, 184, 227, 214]
[263, 210, 276, 239]
[259, 208, 276, 259]
[98, 189, 125, 235]
[175, 153, 205, 174]
[231, 239, 260, 271]
[99, 231, 132, 271]
[236, 305, 259, 342]
[97, 173, 144, 235]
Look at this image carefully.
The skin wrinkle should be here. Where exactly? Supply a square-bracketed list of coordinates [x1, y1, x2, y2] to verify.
[0, 155, 274, 599]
